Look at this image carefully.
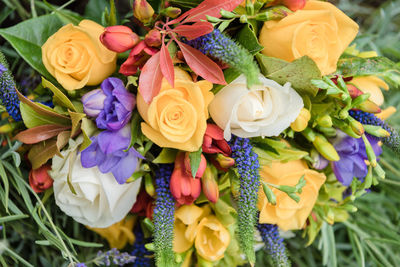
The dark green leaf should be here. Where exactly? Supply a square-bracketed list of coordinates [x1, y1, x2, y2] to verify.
[84, 0, 109, 24]
[236, 24, 263, 55]
[0, 14, 64, 84]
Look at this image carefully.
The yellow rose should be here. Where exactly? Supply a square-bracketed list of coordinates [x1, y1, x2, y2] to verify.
[350, 76, 389, 106]
[137, 68, 213, 152]
[42, 20, 117, 90]
[195, 215, 231, 262]
[173, 204, 207, 253]
[259, 1, 359, 75]
[258, 160, 326, 231]
[87, 216, 135, 249]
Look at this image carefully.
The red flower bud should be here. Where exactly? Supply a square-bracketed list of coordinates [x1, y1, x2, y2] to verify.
[201, 166, 219, 203]
[346, 84, 364, 99]
[119, 41, 158, 76]
[100, 25, 140, 53]
[184, 152, 207, 178]
[144, 29, 162, 47]
[202, 124, 231, 156]
[131, 189, 154, 219]
[170, 153, 201, 205]
[281, 0, 306, 11]
[29, 164, 53, 193]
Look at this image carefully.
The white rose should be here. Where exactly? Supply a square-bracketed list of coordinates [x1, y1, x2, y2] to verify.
[209, 74, 303, 140]
[50, 138, 141, 228]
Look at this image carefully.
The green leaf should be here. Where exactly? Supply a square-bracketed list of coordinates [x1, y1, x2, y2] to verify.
[80, 118, 97, 150]
[336, 56, 400, 87]
[256, 54, 321, 96]
[68, 111, 86, 137]
[212, 68, 241, 94]
[0, 214, 29, 224]
[42, 77, 77, 112]
[236, 24, 264, 55]
[0, 14, 64, 84]
[85, 0, 109, 24]
[189, 148, 203, 178]
[153, 148, 178, 164]
[20, 102, 70, 128]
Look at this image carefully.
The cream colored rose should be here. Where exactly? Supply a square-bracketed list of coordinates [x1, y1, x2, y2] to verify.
[259, 1, 359, 75]
[50, 138, 141, 228]
[42, 20, 117, 90]
[209, 74, 303, 140]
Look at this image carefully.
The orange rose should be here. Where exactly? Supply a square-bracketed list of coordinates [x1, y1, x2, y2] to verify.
[42, 20, 116, 90]
[137, 68, 213, 151]
[259, 1, 359, 75]
[258, 160, 326, 231]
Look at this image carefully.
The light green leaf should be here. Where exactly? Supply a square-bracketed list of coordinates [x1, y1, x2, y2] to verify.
[42, 77, 77, 112]
[20, 102, 70, 128]
[153, 148, 178, 164]
[0, 14, 64, 84]
[256, 54, 321, 96]
[189, 148, 203, 178]
[80, 118, 97, 150]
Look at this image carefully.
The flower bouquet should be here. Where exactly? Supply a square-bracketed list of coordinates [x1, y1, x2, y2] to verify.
[1, 0, 400, 266]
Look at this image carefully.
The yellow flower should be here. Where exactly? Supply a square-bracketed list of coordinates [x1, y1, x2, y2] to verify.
[258, 160, 326, 231]
[350, 76, 389, 106]
[290, 108, 311, 132]
[87, 216, 136, 249]
[173, 204, 206, 253]
[137, 68, 213, 151]
[42, 20, 117, 90]
[195, 215, 231, 262]
[259, 1, 358, 75]
[376, 106, 397, 120]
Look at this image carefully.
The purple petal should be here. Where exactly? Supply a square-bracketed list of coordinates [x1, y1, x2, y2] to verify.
[113, 86, 136, 111]
[332, 158, 355, 186]
[98, 154, 121, 173]
[81, 138, 100, 168]
[97, 126, 131, 154]
[110, 148, 139, 184]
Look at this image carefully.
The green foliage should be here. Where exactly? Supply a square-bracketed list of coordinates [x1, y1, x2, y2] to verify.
[0, 14, 63, 84]
[257, 54, 322, 96]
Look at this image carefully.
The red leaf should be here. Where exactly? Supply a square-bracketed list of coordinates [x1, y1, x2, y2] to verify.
[177, 41, 226, 85]
[14, 124, 71, 144]
[160, 43, 175, 88]
[173, 21, 214, 40]
[184, 0, 243, 23]
[139, 52, 164, 103]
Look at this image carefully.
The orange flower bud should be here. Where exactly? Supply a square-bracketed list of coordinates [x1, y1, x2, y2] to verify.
[29, 164, 53, 193]
[100, 25, 139, 53]
[144, 29, 162, 47]
[201, 166, 219, 203]
[133, 0, 155, 23]
[281, 0, 306, 11]
[170, 153, 201, 205]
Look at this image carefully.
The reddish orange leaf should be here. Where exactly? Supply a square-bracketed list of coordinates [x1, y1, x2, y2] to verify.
[177, 41, 226, 85]
[14, 124, 71, 144]
[173, 22, 214, 40]
[139, 52, 164, 103]
[160, 43, 175, 88]
[184, 0, 243, 23]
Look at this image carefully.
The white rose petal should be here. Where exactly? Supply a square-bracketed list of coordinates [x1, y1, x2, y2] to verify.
[209, 74, 303, 140]
[50, 138, 141, 228]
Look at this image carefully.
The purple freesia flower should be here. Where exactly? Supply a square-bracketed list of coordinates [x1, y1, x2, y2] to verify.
[332, 131, 382, 186]
[82, 77, 136, 131]
[81, 125, 144, 184]
[82, 89, 107, 117]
